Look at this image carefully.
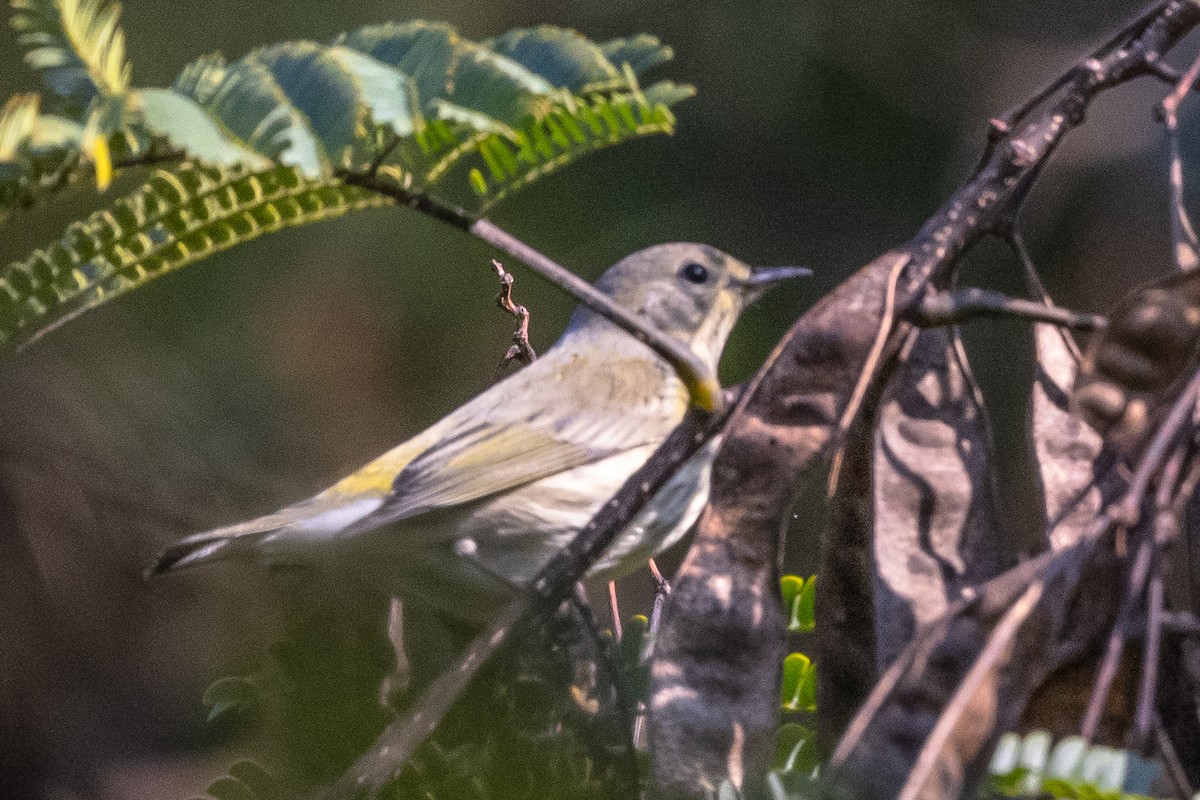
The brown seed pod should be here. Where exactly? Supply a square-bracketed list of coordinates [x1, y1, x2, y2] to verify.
[1072, 270, 1200, 452]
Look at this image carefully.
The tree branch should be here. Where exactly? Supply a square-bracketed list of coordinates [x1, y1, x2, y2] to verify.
[648, 2, 1200, 796]
[334, 170, 722, 411]
[318, 392, 737, 799]
[906, 286, 1106, 331]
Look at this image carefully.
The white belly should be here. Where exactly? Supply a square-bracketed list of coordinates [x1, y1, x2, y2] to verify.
[337, 439, 719, 620]
[452, 438, 719, 587]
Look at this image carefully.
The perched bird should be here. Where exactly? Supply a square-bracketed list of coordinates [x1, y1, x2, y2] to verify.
[148, 244, 808, 620]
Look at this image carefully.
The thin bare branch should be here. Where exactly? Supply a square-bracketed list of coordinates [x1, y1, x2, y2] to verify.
[489, 259, 536, 372]
[319, 392, 737, 800]
[907, 286, 1106, 331]
[1158, 48, 1200, 270]
[336, 170, 722, 411]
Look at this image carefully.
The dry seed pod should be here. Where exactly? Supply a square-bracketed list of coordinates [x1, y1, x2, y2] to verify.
[1072, 270, 1200, 452]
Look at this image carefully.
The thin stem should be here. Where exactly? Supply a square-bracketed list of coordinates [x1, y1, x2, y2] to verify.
[1158, 48, 1200, 270]
[1112, 369, 1200, 527]
[1080, 379, 1200, 743]
[335, 170, 722, 411]
[470, 219, 721, 411]
[906, 286, 1106, 331]
[489, 259, 536, 372]
[323, 394, 735, 799]
[608, 581, 623, 642]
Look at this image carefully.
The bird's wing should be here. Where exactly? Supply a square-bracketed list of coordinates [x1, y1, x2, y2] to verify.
[367, 348, 685, 525]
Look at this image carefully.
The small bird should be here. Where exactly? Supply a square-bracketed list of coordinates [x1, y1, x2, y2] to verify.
[148, 244, 808, 619]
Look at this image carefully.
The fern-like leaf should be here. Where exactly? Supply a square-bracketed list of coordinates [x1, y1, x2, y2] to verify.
[0, 92, 83, 220]
[0, 19, 692, 348]
[488, 25, 643, 94]
[10, 0, 131, 104]
[0, 93, 40, 159]
[601, 34, 675, 78]
[0, 162, 386, 348]
[462, 89, 691, 211]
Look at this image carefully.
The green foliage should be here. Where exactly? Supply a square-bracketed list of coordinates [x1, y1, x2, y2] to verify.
[772, 722, 820, 779]
[202, 674, 262, 723]
[11, 0, 130, 104]
[614, 612, 651, 705]
[0, 92, 83, 219]
[187, 760, 279, 800]
[779, 652, 817, 713]
[0, 0, 693, 351]
[0, 162, 387, 348]
[781, 574, 816, 633]
[985, 732, 1154, 800]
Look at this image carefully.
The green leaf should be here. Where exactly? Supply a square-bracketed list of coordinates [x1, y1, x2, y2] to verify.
[780, 574, 816, 632]
[202, 674, 261, 723]
[468, 167, 487, 196]
[132, 89, 272, 169]
[601, 34, 675, 77]
[225, 761, 277, 800]
[643, 80, 697, 108]
[779, 652, 816, 713]
[0, 19, 695, 339]
[0, 93, 82, 221]
[988, 732, 1021, 777]
[0, 163, 386, 349]
[445, 43, 558, 129]
[987, 732, 1152, 800]
[433, 100, 520, 140]
[205, 777, 255, 800]
[195, 760, 278, 800]
[252, 42, 361, 168]
[335, 20, 461, 113]
[772, 722, 817, 775]
[487, 26, 621, 92]
[325, 45, 421, 138]
[0, 94, 40, 160]
[172, 54, 326, 176]
[11, 0, 131, 103]
[1046, 736, 1089, 779]
[1078, 746, 1126, 793]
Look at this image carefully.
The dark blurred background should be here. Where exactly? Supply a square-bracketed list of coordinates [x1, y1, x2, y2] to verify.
[0, 0, 1187, 797]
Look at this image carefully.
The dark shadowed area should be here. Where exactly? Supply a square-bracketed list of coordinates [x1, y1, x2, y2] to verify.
[0, 0, 1181, 796]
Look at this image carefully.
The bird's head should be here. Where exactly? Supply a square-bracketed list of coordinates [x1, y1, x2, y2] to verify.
[580, 243, 811, 371]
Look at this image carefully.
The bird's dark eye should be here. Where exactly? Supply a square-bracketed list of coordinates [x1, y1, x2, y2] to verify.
[680, 261, 709, 284]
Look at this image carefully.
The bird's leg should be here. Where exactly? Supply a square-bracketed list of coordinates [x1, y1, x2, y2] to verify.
[633, 559, 673, 749]
[607, 580, 623, 641]
[646, 558, 672, 646]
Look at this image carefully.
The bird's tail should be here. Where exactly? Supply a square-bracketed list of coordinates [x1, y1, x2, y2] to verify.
[145, 515, 286, 578]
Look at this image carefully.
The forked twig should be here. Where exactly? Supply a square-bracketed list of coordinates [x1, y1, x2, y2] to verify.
[490, 259, 536, 372]
[335, 170, 722, 411]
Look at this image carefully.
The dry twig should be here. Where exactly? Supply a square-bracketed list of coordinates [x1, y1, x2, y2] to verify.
[489, 259, 536, 372]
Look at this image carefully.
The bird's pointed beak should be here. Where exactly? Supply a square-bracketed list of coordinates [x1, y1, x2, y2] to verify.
[739, 264, 812, 303]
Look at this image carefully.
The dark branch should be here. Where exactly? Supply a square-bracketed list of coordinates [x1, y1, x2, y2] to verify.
[650, 2, 1200, 796]
[335, 170, 722, 411]
[319, 392, 737, 799]
[906, 286, 1106, 331]
[111, 147, 186, 170]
